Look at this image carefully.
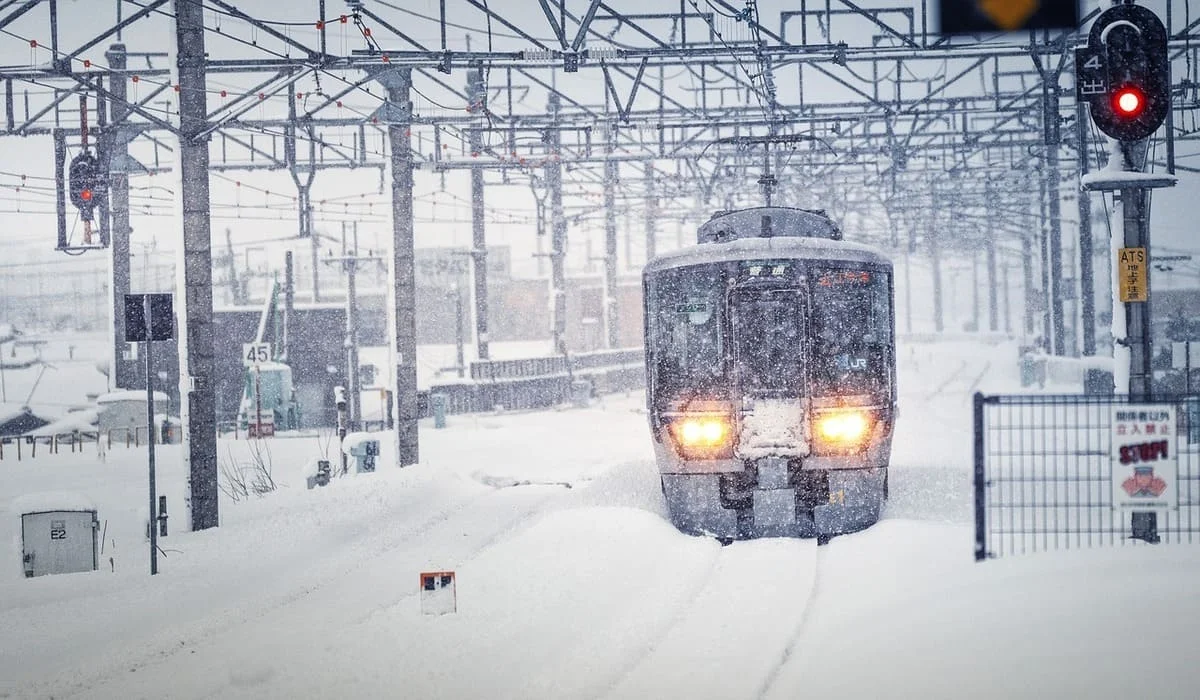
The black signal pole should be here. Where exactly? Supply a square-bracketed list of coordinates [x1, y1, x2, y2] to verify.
[144, 294, 158, 576]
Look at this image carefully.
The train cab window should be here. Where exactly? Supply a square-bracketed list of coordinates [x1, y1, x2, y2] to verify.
[810, 268, 892, 398]
[731, 289, 805, 396]
[647, 265, 727, 399]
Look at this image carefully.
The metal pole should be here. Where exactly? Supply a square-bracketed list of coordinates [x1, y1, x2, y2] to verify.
[1046, 149, 1065, 355]
[603, 124, 619, 349]
[547, 92, 567, 355]
[144, 299, 157, 576]
[345, 234, 360, 430]
[971, 248, 980, 332]
[106, 43, 134, 391]
[1002, 262, 1012, 335]
[1124, 182, 1157, 542]
[468, 67, 490, 361]
[930, 225, 944, 333]
[904, 225, 915, 335]
[644, 165, 657, 262]
[973, 391, 986, 561]
[1042, 72, 1065, 355]
[1123, 186, 1153, 399]
[1038, 173, 1053, 351]
[1021, 228, 1035, 337]
[1186, 343, 1192, 395]
[255, 365, 262, 438]
[454, 284, 465, 378]
[174, 0, 218, 531]
[283, 250, 294, 360]
[336, 387, 347, 475]
[54, 128, 66, 251]
[985, 236, 998, 332]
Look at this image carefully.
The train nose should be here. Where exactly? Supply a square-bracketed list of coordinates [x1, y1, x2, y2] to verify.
[735, 398, 809, 459]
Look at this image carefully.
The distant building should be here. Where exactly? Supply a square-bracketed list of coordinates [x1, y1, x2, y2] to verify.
[96, 391, 171, 443]
[0, 406, 53, 438]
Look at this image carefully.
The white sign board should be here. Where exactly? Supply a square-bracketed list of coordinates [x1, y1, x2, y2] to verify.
[242, 342, 271, 367]
[420, 570, 457, 615]
[1111, 405, 1178, 512]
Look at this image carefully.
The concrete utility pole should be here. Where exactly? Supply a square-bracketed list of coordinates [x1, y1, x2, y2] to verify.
[1041, 70, 1066, 356]
[603, 123, 620, 349]
[1076, 100, 1097, 356]
[983, 180, 999, 333]
[644, 165, 657, 263]
[928, 218, 944, 333]
[105, 43, 134, 392]
[547, 92, 567, 354]
[467, 67, 491, 361]
[374, 65, 419, 467]
[174, 0, 218, 531]
[282, 250, 294, 360]
[324, 224, 384, 431]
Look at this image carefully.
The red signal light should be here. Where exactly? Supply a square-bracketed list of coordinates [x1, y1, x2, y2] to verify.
[1113, 86, 1145, 118]
[80, 188, 92, 201]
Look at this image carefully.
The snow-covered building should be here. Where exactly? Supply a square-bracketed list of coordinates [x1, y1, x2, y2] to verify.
[95, 390, 171, 443]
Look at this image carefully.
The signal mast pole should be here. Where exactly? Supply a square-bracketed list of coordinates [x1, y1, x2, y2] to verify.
[1078, 2, 1175, 544]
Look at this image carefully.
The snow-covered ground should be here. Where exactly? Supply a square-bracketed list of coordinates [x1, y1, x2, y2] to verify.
[1, 336, 1198, 699]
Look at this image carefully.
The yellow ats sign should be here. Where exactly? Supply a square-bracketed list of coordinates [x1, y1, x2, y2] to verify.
[1118, 247, 1147, 303]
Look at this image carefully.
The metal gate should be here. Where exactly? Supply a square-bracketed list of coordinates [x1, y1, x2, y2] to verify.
[974, 392, 1200, 560]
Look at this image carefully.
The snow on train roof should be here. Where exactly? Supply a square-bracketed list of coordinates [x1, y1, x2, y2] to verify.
[644, 233, 891, 274]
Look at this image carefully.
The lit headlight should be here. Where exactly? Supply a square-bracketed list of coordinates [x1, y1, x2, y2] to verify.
[815, 410, 871, 445]
[672, 416, 729, 447]
[666, 415, 733, 459]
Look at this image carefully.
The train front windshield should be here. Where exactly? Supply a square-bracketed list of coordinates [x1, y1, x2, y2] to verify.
[809, 268, 892, 399]
[647, 262, 892, 404]
[647, 265, 729, 401]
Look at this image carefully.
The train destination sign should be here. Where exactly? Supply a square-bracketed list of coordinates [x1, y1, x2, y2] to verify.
[1111, 406, 1178, 512]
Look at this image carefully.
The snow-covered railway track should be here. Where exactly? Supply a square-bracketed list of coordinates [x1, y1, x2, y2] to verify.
[26, 482, 568, 700]
[600, 538, 820, 700]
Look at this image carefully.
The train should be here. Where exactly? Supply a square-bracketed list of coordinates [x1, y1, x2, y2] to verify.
[642, 206, 896, 542]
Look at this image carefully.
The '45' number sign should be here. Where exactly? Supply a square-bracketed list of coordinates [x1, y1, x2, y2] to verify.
[243, 342, 272, 367]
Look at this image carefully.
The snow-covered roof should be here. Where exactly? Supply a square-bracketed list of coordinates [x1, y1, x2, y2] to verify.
[696, 207, 841, 243]
[9, 491, 97, 516]
[644, 234, 891, 274]
[0, 406, 27, 425]
[25, 409, 100, 437]
[0, 404, 58, 426]
[96, 390, 170, 405]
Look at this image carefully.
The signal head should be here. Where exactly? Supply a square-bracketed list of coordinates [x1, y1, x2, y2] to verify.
[1080, 5, 1170, 143]
[1113, 86, 1145, 118]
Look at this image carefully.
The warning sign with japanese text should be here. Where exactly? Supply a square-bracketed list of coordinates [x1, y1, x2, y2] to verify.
[1118, 247, 1147, 302]
[1111, 405, 1178, 512]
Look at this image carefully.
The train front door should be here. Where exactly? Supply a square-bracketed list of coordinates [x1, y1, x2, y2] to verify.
[729, 288, 806, 398]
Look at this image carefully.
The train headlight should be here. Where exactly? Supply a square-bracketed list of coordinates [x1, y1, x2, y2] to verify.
[814, 410, 872, 449]
[667, 415, 733, 459]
